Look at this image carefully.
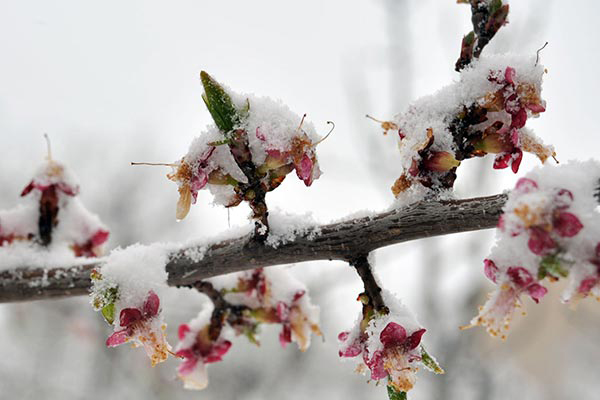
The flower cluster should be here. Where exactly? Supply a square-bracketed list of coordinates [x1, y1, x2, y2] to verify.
[90, 244, 171, 365]
[105, 290, 171, 366]
[389, 54, 554, 202]
[175, 267, 322, 390]
[338, 290, 443, 396]
[166, 71, 324, 221]
[465, 161, 600, 338]
[0, 152, 109, 257]
[175, 309, 233, 390]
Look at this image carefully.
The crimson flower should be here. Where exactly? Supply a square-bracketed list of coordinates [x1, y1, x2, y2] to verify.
[106, 291, 170, 366]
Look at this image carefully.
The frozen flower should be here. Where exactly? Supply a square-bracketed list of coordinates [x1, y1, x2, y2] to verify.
[106, 291, 170, 366]
[175, 319, 232, 390]
[338, 290, 442, 395]
[208, 267, 322, 351]
[0, 145, 109, 256]
[463, 263, 547, 339]
[392, 57, 554, 200]
[156, 72, 327, 223]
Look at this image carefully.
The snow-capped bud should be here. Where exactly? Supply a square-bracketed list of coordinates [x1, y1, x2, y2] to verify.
[423, 152, 460, 172]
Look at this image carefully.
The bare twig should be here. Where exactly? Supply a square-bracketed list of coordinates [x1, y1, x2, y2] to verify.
[0, 193, 507, 303]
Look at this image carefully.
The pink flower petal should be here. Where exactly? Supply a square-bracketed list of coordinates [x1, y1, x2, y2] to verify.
[493, 153, 511, 170]
[278, 325, 292, 349]
[380, 322, 407, 347]
[205, 340, 232, 363]
[20, 181, 35, 197]
[526, 284, 548, 303]
[90, 230, 110, 246]
[339, 337, 363, 358]
[526, 103, 546, 113]
[119, 308, 143, 327]
[178, 324, 191, 340]
[507, 266, 534, 288]
[528, 227, 556, 255]
[555, 189, 574, 209]
[504, 66, 516, 85]
[338, 331, 350, 342]
[515, 177, 538, 193]
[554, 212, 583, 237]
[510, 108, 527, 129]
[106, 329, 129, 347]
[578, 277, 598, 295]
[256, 127, 266, 141]
[405, 328, 426, 351]
[484, 259, 499, 283]
[178, 357, 199, 376]
[143, 291, 160, 317]
[295, 153, 314, 186]
[511, 149, 523, 174]
[365, 350, 387, 381]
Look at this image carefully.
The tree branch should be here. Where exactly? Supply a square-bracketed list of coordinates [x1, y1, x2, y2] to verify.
[0, 193, 506, 303]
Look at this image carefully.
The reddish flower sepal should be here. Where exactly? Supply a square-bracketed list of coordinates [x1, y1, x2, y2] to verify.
[106, 291, 170, 366]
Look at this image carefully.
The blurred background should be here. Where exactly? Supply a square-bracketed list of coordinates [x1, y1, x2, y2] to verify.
[1, 0, 599, 399]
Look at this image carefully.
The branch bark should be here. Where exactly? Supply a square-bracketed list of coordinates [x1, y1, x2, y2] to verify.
[0, 193, 506, 303]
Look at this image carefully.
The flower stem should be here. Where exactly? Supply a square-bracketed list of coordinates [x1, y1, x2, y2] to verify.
[350, 254, 388, 314]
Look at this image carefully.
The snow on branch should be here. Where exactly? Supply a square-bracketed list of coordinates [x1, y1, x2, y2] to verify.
[0, 193, 506, 303]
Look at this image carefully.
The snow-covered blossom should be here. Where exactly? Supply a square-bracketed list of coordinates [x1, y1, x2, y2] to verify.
[175, 309, 232, 390]
[390, 54, 554, 202]
[465, 161, 600, 338]
[174, 267, 321, 391]
[105, 290, 171, 366]
[167, 71, 325, 220]
[90, 244, 171, 365]
[0, 152, 109, 257]
[210, 267, 322, 351]
[338, 290, 443, 395]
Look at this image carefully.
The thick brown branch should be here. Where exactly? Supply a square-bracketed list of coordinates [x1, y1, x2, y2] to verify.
[0, 193, 506, 302]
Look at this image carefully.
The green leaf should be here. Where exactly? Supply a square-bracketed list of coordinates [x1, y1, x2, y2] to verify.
[387, 385, 407, 400]
[101, 303, 115, 325]
[539, 255, 569, 279]
[464, 31, 475, 45]
[200, 71, 239, 134]
[421, 346, 445, 374]
[489, 0, 503, 14]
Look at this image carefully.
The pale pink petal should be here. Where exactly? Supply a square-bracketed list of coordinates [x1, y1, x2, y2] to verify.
[106, 329, 129, 347]
[526, 284, 548, 303]
[484, 259, 499, 283]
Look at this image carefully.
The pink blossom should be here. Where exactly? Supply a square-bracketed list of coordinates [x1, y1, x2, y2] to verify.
[176, 323, 232, 390]
[106, 291, 170, 366]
